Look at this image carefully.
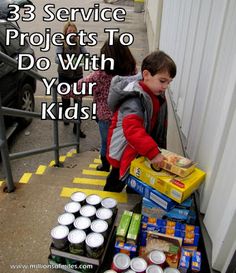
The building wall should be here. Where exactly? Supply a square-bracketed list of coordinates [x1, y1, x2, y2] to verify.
[145, 0, 236, 272]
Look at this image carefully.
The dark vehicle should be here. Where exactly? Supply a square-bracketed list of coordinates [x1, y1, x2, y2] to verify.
[0, 0, 33, 19]
[0, 0, 36, 130]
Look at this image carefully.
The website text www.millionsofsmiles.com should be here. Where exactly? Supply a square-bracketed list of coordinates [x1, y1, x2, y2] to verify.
[9, 263, 93, 270]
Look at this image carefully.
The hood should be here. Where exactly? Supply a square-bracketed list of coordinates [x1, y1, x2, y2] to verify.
[108, 72, 147, 112]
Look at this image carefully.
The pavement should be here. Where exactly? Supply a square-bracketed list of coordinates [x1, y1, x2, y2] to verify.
[0, 1, 151, 273]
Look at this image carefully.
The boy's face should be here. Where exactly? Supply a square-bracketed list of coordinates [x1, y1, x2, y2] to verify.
[143, 70, 173, 96]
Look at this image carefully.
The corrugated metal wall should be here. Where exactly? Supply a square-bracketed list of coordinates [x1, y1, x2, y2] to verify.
[145, 0, 236, 272]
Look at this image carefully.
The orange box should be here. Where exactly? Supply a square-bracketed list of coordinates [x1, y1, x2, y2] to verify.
[153, 149, 196, 177]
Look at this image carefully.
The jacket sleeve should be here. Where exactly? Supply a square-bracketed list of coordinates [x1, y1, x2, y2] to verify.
[120, 97, 160, 160]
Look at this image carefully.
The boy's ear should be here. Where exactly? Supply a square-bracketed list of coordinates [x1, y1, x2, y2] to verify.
[142, 69, 151, 80]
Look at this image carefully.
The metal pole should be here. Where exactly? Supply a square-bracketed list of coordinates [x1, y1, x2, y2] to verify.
[52, 85, 60, 166]
[0, 97, 15, 192]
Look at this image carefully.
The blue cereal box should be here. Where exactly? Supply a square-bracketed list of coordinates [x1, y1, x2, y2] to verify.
[191, 251, 201, 272]
[178, 248, 192, 273]
[142, 198, 167, 218]
[114, 241, 137, 258]
[127, 175, 176, 211]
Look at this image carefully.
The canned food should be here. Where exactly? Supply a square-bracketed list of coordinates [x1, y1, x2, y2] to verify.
[85, 232, 104, 259]
[123, 270, 135, 273]
[130, 257, 147, 273]
[80, 205, 96, 220]
[57, 213, 75, 230]
[71, 191, 87, 204]
[68, 229, 86, 255]
[111, 253, 130, 272]
[96, 207, 113, 225]
[86, 194, 102, 208]
[146, 264, 164, 273]
[91, 219, 108, 238]
[64, 202, 81, 217]
[101, 197, 117, 212]
[148, 250, 166, 267]
[163, 268, 180, 273]
[51, 225, 69, 249]
[103, 270, 117, 273]
[74, 216, 91, 234]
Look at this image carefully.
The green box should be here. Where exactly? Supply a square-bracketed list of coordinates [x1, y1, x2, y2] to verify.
[116, 210, 133, 242]
[127, 213, 141, 245]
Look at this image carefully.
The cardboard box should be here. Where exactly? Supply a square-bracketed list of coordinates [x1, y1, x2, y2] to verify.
[146, 231, 182, 268]
[127, 213, 141, 245]
[142, 197, 168, 219]
[130, 157, 206, 203]
[178, 248, 192, 273]
[191, 251, 201, 272]
[140, 218, 200, 247]
[114, 241, 137, 258]
[116, 210, 133, 242]
[154, 149, 196, 177]
[127, 175, 177, 210]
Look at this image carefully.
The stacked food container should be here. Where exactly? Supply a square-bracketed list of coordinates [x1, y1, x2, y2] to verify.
[48, 192, 118, 273]
[104, 150, 205, 272]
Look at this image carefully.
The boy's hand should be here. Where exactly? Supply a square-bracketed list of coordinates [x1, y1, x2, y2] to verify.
[150, 153, 166, 168]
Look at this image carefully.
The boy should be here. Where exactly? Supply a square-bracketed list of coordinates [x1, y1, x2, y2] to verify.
[104, 51, 176, 192]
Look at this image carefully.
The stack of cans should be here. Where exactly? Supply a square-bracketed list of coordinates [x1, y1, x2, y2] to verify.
[109, 253, 180, 273]
[50, 191, 117, 260]
[111, 253, 148, 273]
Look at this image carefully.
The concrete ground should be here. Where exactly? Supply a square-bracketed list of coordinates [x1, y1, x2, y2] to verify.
[0, 1, 184, 273]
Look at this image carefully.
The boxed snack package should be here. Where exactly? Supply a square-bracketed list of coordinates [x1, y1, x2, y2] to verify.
[130, 157, 206, 203]
[127, 175, 177, 210]
[142, 197, 168, 219]
[191, 251, 201, 272]
[178, 248, 192, 273]
[140, 218, 200, 248]
[126, 213, 142, 245]
[145, 231, 182, 268]
[142, 197, 196, 224]
[153, 149, 195, 177]
[116, 210, 133, 242]
[114, 241, 137, 258]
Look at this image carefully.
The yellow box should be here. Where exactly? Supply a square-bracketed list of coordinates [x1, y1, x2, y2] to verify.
[153, 149, 196, 177]
[130, 157, 206, 203]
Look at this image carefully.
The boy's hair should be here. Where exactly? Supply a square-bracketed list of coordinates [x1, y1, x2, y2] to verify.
[141, 51, 176, 78]
[100, 37, 136, 76]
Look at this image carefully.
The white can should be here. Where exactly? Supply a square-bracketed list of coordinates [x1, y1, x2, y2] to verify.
[86, 194, 102, 208]
[130, 257, 147, 273]
[91, 219, 108, 238]
[96, 207, 113, 225]
[80, 205, 96, 220]
[74, 216, 91, 234]
[68, 229, 86, 255]
[148, 250, 166, 267]
[70, 191, 87, 204]
[64, 201, 81, 217]
[57, 213, 75, 230]
[51, 225, 69, 250]
[85, 232, 104, 259]
[101, 197, 117, 212]
[146, 264, 164, 273]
